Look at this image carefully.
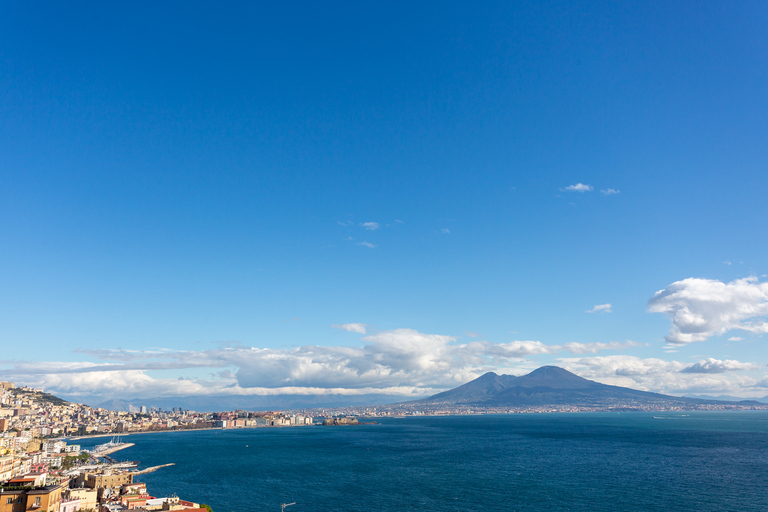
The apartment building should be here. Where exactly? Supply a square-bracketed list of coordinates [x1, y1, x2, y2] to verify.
[0, 484, 63, 512]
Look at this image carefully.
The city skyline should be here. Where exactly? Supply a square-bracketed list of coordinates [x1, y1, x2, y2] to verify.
[1, 2, 767, 403]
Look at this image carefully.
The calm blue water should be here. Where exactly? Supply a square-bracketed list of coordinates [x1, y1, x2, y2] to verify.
[77, 411, 768, 511]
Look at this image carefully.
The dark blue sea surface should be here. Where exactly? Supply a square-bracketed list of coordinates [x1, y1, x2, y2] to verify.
[78, 411, 768, 511]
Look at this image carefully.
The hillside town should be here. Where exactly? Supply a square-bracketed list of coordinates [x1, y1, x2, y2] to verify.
[0, 381, 317, 512]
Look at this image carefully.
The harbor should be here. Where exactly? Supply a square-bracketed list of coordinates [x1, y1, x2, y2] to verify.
[89, 438, 136, 458]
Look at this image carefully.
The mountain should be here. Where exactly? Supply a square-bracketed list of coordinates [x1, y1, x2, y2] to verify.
[416, 366, 764, 409]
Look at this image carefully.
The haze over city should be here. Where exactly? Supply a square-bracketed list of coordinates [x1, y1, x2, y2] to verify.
[2, 2, 767, 407]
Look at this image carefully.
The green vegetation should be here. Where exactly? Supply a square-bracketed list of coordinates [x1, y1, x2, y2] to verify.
[62, 452, 90, 469]
[11, 388, 68, 406]
[71, 426, 89, 436]
[39, 392, 68, 406]
[201, 504, 212, 512]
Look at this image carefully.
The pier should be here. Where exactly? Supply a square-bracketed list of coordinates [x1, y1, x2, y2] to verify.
[132, 463, 175, 475]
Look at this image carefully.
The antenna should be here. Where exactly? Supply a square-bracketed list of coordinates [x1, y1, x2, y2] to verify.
[281, 503, 296, 512]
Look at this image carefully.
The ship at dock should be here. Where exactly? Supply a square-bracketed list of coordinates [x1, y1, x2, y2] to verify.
[89, 436, 135, 459]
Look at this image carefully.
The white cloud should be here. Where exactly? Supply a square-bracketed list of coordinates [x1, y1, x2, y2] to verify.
[728, 336, 744, 342]
[12, 367, 435, 399]
[32, 370, 172, 396]
[357, 241, 377, 249]
[562, 183, 593, 192]
[587, 303, 612, 314]
[557, 355, 766, 396]
[560, 340, 641, 354]
[361, 222, 380, 230]
[331, 323, 368, 334]
[600, 188, 620, 195]
[560, 355, 684, 377]
[2, 361, 116, 372]
[440, 228, 451, 234]
[680, 358, 760, 374]
[3, 328, 650, 400]
[647, 276, 768, 344]
[483, 340, 557, 358]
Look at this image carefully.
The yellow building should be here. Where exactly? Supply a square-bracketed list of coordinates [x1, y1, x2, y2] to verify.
[65, 488, 97, 512]
[0, 484, 63, 512]
[83, 472, 133, 490]
[0, 454, 13, 482]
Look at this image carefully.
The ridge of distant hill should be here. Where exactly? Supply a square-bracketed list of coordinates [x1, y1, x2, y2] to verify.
[90, 393, 406, 412]
[415, 366, 765, 409]
[684, 394, 768, 403]
[44, 366, 768, 412]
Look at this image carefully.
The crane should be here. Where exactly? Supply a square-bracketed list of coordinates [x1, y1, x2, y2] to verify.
[281, 503, 296, 512]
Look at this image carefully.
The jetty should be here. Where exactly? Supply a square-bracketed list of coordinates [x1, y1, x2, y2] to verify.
[132, 463, 175, 475]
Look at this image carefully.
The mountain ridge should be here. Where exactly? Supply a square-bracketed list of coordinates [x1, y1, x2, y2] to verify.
[414, 366, 764, 409]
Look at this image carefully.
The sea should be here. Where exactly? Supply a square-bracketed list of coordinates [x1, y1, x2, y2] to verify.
[75, 411, 768, 512]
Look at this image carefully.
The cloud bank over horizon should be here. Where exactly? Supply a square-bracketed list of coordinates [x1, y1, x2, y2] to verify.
[2, 276, 766, 403]
[2, 325, 764, 402]
[557, 355, 766, 396]
[0, 329, 640, 399]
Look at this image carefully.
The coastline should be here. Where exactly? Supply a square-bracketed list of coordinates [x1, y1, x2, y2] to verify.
[66, 420, 386, 441]
[68, 427, 224, 441]
[66, 406, 768, 442]
[66, 422, 322, 441]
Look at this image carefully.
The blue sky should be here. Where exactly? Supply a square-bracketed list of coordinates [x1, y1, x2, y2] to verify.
[2, 1, 768, 403]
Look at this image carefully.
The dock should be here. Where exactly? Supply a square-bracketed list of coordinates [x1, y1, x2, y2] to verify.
[132, 463, 175, 475]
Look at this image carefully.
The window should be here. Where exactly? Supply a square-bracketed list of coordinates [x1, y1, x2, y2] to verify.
[6, 498, 12, 504]
[35, 497, 41, 506]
